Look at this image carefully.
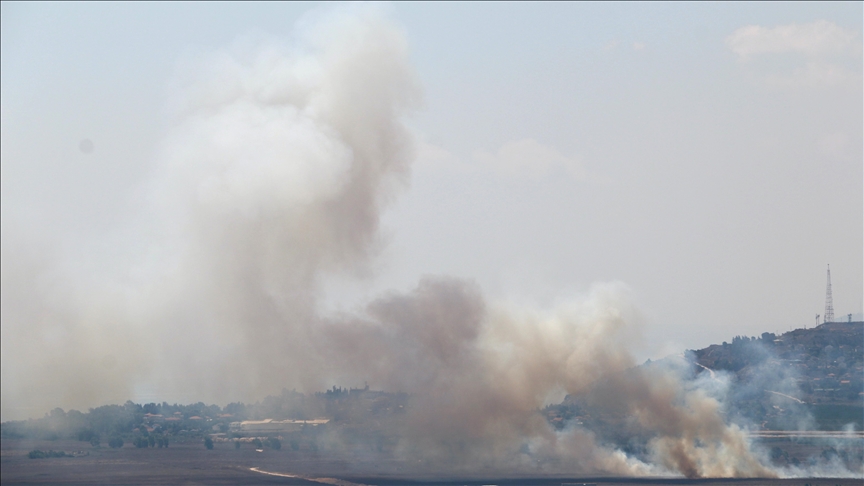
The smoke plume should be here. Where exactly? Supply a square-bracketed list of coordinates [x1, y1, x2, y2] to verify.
[0, 6, 794, 478]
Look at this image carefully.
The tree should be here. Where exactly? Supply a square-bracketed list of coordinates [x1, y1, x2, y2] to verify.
[29, 450, 66, 459]
[108, 436, 124, 448]
[268, 438, 281, 450]
[90, 436, 101, 448]
[204, 437, 214, 450]
[77, 429, 96, 442]
[234, 440, 241, 450]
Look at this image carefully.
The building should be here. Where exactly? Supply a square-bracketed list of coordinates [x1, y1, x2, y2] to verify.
[229, 418, 329, 434]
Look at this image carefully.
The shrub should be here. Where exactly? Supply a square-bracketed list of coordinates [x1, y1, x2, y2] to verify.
[204, 437, 214, 450]
[28, 450, 66, 459]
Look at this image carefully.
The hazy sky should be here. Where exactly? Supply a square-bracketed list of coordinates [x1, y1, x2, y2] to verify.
[1, 2, 861, 419]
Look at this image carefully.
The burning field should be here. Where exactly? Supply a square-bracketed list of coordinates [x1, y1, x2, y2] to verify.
[1, 437, 862, 486]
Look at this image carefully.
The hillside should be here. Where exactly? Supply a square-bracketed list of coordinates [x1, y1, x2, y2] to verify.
[693, 321, 863, 406]
[541, 321, 864, 438]
[4, 322, 861, 444]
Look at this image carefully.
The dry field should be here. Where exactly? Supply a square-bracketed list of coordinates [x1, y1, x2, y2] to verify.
[1, 439, 860, 486]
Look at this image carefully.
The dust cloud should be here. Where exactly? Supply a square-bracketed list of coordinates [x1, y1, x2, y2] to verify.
[0, 6, 790, 478]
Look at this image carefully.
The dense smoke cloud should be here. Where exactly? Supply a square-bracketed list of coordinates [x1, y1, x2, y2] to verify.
[1, 4, 419, 423]
[142, 6, 421, 399]
[0, 6, 817, 478]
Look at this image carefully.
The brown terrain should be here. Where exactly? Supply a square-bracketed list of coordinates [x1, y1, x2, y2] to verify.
[2, 438, 863, 486]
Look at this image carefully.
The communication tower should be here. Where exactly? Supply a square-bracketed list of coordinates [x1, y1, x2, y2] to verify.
[823, 264, 834, 323]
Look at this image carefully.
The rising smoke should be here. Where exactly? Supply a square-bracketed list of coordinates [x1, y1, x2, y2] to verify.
[0, 6, 840, 479]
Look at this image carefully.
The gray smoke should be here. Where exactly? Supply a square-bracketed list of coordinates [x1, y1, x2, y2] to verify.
[1, 4, 419, 424]
[140, 6, 421, 400]
[0, 6, 796, 478]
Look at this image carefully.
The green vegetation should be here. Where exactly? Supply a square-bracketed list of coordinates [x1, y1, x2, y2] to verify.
[28, 450, 66, 459]
[1, 383, 409, 452]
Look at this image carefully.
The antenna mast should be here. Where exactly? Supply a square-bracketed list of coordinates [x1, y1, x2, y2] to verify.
[824, 264, 834, 323]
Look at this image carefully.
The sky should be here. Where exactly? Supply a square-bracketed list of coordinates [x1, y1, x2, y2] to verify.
[1, 2, 862, 420]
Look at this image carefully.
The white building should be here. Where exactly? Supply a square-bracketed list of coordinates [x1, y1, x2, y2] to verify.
[229, 418, 329, 434]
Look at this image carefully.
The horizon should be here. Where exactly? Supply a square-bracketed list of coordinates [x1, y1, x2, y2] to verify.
[5, 319, 861, 419]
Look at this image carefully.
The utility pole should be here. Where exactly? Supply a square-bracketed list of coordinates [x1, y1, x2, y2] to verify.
[813, 314, 819, 329]
[824, 264, 834, 323]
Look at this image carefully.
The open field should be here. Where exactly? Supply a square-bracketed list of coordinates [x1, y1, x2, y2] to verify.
[2, 439, 861, 486]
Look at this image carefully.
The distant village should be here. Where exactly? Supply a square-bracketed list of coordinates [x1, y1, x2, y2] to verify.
[695, 321, 863, 405]
[3, 322, 862, 454]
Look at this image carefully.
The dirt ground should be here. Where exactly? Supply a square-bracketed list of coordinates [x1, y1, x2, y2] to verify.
[2, 439, 861, 486]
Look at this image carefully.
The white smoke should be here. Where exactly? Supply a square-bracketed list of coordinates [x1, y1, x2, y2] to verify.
[0, 6, 798, 479]
[1, 4, 420, 420]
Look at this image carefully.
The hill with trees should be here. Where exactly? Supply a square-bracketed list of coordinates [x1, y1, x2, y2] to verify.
[3, 322, 861, 448]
